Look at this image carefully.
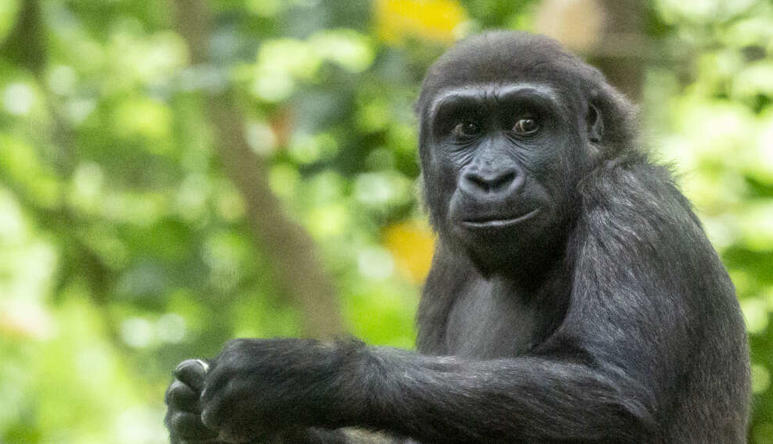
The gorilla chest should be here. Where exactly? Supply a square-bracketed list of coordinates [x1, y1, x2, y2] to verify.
[444, 281, 543, 359]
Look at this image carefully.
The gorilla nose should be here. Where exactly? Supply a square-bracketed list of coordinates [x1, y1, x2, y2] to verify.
[460, 168, 522, 197]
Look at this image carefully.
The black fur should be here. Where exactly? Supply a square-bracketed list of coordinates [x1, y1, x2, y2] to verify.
[165, 31, 750, 443]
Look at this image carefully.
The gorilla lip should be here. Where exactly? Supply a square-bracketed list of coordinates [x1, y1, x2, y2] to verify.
[461, 208, 540, 229]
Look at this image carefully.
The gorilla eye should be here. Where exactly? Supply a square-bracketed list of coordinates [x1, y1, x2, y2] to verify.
[452, 120, 482, 139]
[513, 117, 539, 136]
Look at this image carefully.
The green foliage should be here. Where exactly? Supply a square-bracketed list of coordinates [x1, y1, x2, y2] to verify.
[0, 0, 771, 442]
[644, 2, 773, 441]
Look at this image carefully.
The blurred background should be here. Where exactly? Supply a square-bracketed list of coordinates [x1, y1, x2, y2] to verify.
[0, 0, 771, 442]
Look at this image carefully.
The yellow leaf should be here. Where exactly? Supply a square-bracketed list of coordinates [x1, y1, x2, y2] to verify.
[383, 220, 436, 283]
[374, 0, 467, 45]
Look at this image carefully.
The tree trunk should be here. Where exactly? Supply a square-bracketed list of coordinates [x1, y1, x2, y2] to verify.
[171, 0, 344, 339]
[593, 0, 646, 101]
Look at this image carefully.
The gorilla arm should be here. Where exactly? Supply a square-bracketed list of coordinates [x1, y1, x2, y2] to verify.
[198, 334, 657, 443]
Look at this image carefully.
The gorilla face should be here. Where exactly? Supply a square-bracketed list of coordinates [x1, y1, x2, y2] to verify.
[421, 82, 598, 274]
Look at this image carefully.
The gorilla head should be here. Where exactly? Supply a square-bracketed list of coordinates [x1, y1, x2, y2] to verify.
[415, 32, 634, 275]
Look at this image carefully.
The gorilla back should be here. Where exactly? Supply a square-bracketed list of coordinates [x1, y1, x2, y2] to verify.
[165, 32, 750, 444]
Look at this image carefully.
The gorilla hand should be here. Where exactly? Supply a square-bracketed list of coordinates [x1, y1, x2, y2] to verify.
[199, 338, 364, 443]
[165, 359, 221, 443]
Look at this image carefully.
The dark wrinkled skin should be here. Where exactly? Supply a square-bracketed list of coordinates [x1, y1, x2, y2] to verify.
[165, 31, 750, 444]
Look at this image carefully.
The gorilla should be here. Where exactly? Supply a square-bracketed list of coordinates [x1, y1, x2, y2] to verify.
[165, 31, 750, 443]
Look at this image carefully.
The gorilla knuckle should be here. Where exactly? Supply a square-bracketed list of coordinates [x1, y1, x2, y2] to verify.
[175, 358, 203, 375]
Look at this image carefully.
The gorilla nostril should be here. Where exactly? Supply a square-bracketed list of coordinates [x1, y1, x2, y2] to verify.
[466, 173, 488, 189]
[463, 169, 518, 194]
[491, 171, 516, 190]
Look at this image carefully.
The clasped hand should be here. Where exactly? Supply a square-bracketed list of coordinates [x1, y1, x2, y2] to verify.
[165, 338, 363, 443]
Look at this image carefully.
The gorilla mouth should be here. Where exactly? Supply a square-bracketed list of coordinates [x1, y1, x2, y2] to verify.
[461, 208, 540, 229]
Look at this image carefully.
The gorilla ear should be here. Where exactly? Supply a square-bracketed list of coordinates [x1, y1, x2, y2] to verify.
[586, 102, 603, 143]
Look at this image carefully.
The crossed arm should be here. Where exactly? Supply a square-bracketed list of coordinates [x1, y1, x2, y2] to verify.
[165, 336, 657, 443]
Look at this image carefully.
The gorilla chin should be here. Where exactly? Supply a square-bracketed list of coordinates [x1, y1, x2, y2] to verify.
[450, 208, 561, 278]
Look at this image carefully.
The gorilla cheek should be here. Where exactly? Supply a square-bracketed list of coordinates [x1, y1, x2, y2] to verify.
[424, 164, 459, 224]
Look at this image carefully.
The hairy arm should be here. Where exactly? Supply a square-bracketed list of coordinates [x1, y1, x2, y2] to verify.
[349, 348, 655, 442]
[197, 336, 657, 443]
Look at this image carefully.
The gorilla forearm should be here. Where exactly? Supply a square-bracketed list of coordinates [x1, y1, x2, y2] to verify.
[190, 339, 653, 443]
[344, 348, 654, 443]
[200, 339, 654, 443]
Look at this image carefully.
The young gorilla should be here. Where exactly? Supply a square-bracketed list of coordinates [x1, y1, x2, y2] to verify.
[165, 31, 750, 443]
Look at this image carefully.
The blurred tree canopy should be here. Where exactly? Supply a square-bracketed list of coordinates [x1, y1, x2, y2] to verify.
[0, 0, 771, 442]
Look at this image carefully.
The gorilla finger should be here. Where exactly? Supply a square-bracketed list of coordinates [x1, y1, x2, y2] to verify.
[166, 380, 200, 411]
[169, 411, 218, 439]
[174, 359, 209, 392]
[200, 367, 231, 405]
[200, 403, 227, 432]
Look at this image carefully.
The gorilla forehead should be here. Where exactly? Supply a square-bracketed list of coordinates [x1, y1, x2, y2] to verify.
[427, 82, 571, 125]
[418, 31, 603, 111]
